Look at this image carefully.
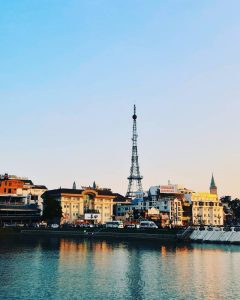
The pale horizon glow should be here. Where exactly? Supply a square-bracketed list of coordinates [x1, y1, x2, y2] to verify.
[0, 1, 240, 198]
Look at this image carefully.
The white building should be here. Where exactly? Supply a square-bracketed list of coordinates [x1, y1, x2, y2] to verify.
[17, 184, 47, 214]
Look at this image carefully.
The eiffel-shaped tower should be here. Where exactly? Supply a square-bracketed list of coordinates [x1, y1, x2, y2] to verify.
[126, 105, 143, 199]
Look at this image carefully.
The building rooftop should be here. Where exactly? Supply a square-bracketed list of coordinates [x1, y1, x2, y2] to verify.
[43, 187, 116, 197]
[31, 185, 48, 190]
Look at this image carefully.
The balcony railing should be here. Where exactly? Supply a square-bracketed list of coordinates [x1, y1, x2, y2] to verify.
[84, 209, 100, 214]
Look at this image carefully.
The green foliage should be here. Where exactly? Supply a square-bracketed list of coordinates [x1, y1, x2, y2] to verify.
[229, 199, 240, 220]
[42, 196, 62, 224]
[221, 196, 240, 225]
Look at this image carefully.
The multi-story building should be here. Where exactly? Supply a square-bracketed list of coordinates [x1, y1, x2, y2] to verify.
[17, 185, 47, 215]
[0, 174, 47, 214]
[191, 175, 223, 226]
[0, 195, 41, 225]
[191, 192, 223, 225]
[114, 183, 191, 226]
[0, 174, 26, 194]
[42, 186, 116, 224]
[115, 175, 223, 227]
[145, 183, 191, 226]
[113, 193, 132, 220]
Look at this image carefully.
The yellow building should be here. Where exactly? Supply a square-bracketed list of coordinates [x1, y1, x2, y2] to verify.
[43, 187, 115, 224]
[192, 192, 223, 226]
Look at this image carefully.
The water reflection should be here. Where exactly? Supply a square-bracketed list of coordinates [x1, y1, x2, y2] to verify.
[1, 237, 240, 300]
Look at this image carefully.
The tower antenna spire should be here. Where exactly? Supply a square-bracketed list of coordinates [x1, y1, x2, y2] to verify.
[126, 105, 143, 199]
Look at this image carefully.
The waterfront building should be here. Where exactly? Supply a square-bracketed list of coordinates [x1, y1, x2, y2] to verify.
[17, 185, 47, 215]
[0, 195, 41, 225]
[0, 174, 27, 194]
[191, 192, 223, 225]
[114, 203, 134, 221]
[114, 184, 192, 226]
[113, 194, 131, 220]
[191, 175, 223, 226]
[0, 173, 47, 214]
[144, 183, 192, 226]
[42, 185, 115, 224]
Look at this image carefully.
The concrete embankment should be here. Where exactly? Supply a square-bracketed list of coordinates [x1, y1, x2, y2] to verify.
[3, 227, 240, 245]
[0, 228, 21, 235]
[20, 229, 182, 241]
[189, 228, 240, 245]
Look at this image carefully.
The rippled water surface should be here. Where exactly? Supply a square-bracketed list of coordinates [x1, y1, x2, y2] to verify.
[0, 236, 240, 300]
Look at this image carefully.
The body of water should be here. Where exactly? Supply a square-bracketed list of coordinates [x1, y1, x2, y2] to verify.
[0, 236, 240, 300]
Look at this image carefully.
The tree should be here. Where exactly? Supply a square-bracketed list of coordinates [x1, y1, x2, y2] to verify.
[42, 197, 62, 224]
[229, 199, 240, 223]
[220, 196, 240, 225]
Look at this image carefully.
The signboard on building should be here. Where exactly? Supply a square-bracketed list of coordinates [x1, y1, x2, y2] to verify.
[84, 213, 100, 220]
[160, 185, 178, 194]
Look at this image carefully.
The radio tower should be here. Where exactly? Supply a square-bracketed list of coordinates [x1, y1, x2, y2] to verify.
[126, 105, 143, 199]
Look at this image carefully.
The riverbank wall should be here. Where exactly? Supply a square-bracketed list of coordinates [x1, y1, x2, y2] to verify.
[5, 227, 240, 245]
[20, 229, 184, 242]
[189, 228, 240, 245]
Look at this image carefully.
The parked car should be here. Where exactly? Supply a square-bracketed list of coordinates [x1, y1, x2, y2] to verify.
[124, 224, 136, 229]
[139, 221, 158, 229]
[50, 224, 59, 229]
[105, 221, 124, 228]
[83, 224, 94, 228]
[39, 222, 47, 228]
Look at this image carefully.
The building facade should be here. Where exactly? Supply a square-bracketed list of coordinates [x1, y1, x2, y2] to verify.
[191, 175, 223, 226]
[0, 173, 47, 214]
[114, 184, 192, 226]
[42, 187, 115, 224]
[0, 174, 25, 194]
[17, 185, 47, 215]
[145, 184, 192, 226]
[0, 195, 41, 225]
[191, 192, 223, 226]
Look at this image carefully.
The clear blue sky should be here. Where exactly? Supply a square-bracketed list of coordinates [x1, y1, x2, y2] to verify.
[0, 0, 240, 197]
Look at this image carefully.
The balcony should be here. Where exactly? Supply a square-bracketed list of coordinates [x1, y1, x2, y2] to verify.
[84, 209, 100, 214]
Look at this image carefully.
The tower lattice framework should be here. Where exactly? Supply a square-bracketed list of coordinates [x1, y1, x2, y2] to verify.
[126, 105, 143, 199]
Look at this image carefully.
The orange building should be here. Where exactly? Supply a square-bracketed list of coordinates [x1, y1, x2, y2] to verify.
[0, 175, 24, 194]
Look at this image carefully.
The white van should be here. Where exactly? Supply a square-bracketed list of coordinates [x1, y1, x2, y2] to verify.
[139, 221, 158, 229]
[105, 221, 124, 229]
